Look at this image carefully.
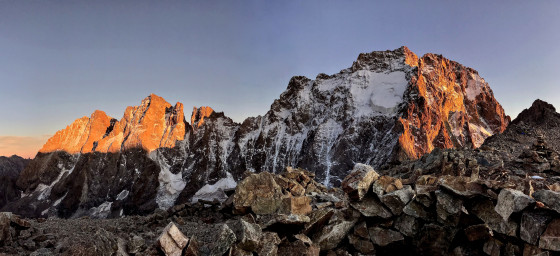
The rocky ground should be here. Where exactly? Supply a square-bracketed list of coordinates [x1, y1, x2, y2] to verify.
[2, 158, 560, 255]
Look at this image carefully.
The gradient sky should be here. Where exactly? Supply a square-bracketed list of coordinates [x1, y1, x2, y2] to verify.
[1, 0, 559, 158]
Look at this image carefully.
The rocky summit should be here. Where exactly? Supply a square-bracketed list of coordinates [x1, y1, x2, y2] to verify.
[0, 47, 510, 220]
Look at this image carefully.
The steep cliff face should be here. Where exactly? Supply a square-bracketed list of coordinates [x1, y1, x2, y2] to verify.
[6, 47, 510, 218]
[397, 52, 509, 160]
[0, 155, 30, 208]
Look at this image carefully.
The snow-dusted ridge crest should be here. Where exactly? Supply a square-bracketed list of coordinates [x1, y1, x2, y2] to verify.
[9, 46, 509, 217]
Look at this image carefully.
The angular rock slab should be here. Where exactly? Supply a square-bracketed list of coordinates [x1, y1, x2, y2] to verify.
[350, 196, 392, 219]
[210, 224, 237, 256]
[341, 163, 379, 200]
[520, 211, 552, 245]
[312, 210, 358, 251]
[533, 190, 560, 214]
[158, 222, 189, 256]
[257, 232, 281, 256]
[539, 218, 560, 251]
[372, 176, 403, 197]
[464, 224, 492, 242]
[472, 200, 518, 237]
[368, 227, 404, 247]
[380, 185, 414, 215]
[233, 172, 286, 215]
[233, 219, 262, 252]
[494, 188, 534, 220]
[280, 196, 312, 215]
[435, 190, 462, 226]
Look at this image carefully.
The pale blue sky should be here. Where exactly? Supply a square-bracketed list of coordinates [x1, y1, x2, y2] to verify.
[1, 0, 559, 157]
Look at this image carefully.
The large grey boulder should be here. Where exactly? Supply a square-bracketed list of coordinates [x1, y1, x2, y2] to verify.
[494, 188, 534, 220]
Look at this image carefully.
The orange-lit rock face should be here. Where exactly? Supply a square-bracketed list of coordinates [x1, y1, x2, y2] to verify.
[397, 53, 509, 160]
[39, 110, 112, 154]
[40, 94, 188, 154]
[190, 106, 214, 129]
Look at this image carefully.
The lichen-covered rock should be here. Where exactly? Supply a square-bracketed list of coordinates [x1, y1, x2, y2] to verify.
[233, 172, 286, 215]
[341, 164, 379, 200]
[494, 188, 534, 220]
[257, 232, 281, 256]
[231, 219, 262, 252]
[209, 224, 236, 256]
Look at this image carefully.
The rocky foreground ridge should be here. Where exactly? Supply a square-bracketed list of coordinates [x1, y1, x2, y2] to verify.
[2, 46, 510, 218]
[3, 152, 560, 255]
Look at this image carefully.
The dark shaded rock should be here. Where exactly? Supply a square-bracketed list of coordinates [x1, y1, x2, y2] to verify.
[350, 195, 392, 218]
[464, 224, 492, 241]
[416, 224, 456, 256]
[539, 218, 560, 251]
[303, 208, 334, 235]
[380, 185, 414, 215]
[278, 234, 320, 256]
[472, 200, 518, 237]
[157, 222, 189, 256]
[403, 200, 431, 220]
[483, 238, 503, 256]
[353, 221, 369, 239]
[312, 210, 358, 251]
[533, 190, 560, 214]
[348, 234, 375, 254]
[435, 190, 463, 226]
[394, 214, 420, 237]
[368, 227, 404, 247]
[520, 211, 552, 245]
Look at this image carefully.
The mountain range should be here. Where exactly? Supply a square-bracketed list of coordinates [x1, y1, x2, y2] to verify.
[1, 46, 510, 218]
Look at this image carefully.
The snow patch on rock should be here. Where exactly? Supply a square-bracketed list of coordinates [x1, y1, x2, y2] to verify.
[191, 172, 237, 203]
[89, 201, 113, 219]
[466, 73, 485, 101]
[151, 151, 186, 209]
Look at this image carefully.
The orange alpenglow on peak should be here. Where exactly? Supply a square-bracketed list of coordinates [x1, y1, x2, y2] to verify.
[190, 106, 214, 129]
[40, 94, 189, 154]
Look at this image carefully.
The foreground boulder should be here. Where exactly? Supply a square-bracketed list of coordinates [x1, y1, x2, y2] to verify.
[158, 222, 189, 256]
[233, 172, 286, 215]
[494, 188, 535, 220]
[341, 164, 379, 200]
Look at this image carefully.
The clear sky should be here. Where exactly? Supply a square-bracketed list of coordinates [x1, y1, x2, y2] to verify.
[1, 0, 559, 158]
